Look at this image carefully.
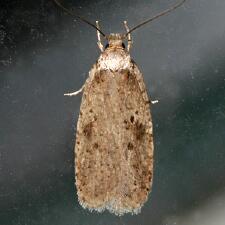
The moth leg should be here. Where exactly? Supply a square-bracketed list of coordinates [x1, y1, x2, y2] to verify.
[124, 21, 132, 51]
[151, 100, 159, 104]
[96, 21, 104, 52]
[64, 85, 84, 96]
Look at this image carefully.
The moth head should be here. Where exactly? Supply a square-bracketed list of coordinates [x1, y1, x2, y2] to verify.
[105, 33, 126, 50]
[54, 0, 187, 51]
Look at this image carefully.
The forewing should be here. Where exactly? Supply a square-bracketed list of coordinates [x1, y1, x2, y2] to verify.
[75, 62, 153, 215]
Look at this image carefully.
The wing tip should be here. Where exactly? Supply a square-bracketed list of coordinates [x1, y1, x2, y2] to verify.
[78, 197, 144, 216]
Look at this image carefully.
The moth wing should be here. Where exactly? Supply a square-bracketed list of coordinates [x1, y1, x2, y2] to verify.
[75, 61, 154, 215]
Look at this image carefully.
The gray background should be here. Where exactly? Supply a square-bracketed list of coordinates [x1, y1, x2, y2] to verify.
[1, 0, 225, 224]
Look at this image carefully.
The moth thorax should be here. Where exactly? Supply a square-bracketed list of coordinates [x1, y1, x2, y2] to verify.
[108, 33, 124, 48]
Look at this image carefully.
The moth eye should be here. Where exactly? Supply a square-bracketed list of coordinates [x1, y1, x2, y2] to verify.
[105, 43, 109, 49]
[122, 43, 125, 49]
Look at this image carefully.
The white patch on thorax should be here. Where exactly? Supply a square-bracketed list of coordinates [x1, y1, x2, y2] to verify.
[98, 50, 131, 71]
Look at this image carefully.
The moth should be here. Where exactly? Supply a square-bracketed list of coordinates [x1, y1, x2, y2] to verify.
[55, 0, 186, 216]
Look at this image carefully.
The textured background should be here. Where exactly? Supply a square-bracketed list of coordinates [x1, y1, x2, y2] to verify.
[1, 0, 225, 225]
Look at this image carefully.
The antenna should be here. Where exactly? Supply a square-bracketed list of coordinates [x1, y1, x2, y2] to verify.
[126, 0, 186, 35]
[54, 0, 106, 37]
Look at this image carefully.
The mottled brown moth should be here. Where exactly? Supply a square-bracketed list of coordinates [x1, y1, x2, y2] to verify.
[55, 0, 186, 216]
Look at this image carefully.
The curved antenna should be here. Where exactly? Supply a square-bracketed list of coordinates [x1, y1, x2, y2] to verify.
[54, 0, 106, 37]
[126, 0, 186, 35]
